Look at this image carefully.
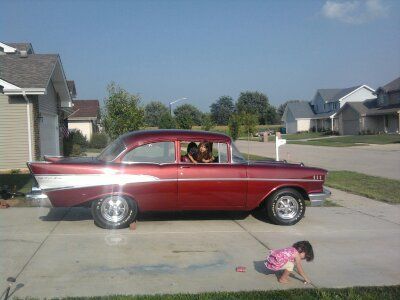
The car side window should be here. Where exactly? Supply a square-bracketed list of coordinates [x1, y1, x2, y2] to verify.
[122, 142, 175, 163]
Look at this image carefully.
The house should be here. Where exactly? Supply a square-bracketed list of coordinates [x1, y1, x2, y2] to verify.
[335, 77, 400, 135]
[0, 42, 73, 169]
[67, 100, 100, 141]
[282, 85, 375, 134]
[281, 101, 315, 133]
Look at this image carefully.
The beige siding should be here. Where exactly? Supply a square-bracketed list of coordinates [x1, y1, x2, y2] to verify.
[0, 94, 35, 169]
[297, 119, 311, 132]
[68, 121, 93, 140]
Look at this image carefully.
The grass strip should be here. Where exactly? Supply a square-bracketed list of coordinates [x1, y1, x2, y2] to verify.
[326, 171, 400, 204]
[17, 285, 400, 300]
[289, 134, 400, 147]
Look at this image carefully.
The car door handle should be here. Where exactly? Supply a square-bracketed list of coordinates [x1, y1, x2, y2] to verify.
[180, 166, 191, 169]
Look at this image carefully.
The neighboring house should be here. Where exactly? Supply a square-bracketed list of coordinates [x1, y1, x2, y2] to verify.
[336, 77, 400, 135]
[67, 100, 100, 141]
[0, 42, 73, 169]
[281, 101, 315, 134]
[282, 85, 375, 134]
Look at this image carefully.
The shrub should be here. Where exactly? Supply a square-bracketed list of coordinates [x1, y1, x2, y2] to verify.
[10, 169, 21, 174]
[63, 130, 88, 157]
[90, 132, 109, 149]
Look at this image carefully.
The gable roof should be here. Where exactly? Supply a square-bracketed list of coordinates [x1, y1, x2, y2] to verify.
[336, 99, 400, 116]
[376, 77, 400, 94]
[286, 101, 315, 119]
[317, 86, 362, 103]
[0, 54, 59, 89]
[68, 100, 100, 119]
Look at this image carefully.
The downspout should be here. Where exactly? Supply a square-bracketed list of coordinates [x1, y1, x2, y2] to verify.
[22, 91, 33, 161]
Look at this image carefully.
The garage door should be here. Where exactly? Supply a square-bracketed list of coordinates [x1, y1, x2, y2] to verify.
[342, 120, 359, 135]
[40, 113, 60, 157]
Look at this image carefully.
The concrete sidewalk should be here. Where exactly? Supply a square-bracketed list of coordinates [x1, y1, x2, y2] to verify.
[0, 191, 399, 298]
[235, 140, 400, 180]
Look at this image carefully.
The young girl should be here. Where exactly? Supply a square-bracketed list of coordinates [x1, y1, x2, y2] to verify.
[265, 241, 314, 284]
[196, 142, 214, 163]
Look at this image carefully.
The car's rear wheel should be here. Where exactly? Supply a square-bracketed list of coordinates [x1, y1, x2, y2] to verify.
[92, 195, 137, 229]
[266, 188, 305, 225]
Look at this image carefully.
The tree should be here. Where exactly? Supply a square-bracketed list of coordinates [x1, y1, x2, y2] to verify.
[210, 96, 235, 125]
[236, 91, 271, 125]
[102, 83, 144, 139]
[277, 100, 302, 119]
[241, 113, 258, 136]
[266, 106, 279, 124]
[158, 113, 176, 129]
[173, 104, 202, 129]
[228, 114, 241, 141]
[144, 101, 169, 127]
[201, 113, 215, 131]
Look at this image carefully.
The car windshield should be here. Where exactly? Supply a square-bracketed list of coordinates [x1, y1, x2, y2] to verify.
[97, 138, 126, 162]
[231, 142, 246, 163]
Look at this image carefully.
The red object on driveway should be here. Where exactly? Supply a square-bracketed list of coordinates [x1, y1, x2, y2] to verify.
[26, 130, 330, 229]
[236, 266, 246, 272]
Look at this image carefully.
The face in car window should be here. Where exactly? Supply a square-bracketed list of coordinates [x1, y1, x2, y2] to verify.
[122, 142, 175, 163]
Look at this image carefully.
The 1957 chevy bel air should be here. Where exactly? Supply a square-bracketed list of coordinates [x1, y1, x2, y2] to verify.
[27, 130, 330, 229]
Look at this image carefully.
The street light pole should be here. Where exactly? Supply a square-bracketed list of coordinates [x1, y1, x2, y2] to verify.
[169, 97, 188, 115]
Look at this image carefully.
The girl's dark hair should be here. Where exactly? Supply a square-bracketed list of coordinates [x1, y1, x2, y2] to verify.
[293, 241, 314, 261]
[187, 142, 197, 155]
[197, 142, 212, 162]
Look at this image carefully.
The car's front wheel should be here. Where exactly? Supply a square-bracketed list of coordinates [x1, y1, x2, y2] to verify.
[266, 188, 305, 225]
[92, 195, 138, 229]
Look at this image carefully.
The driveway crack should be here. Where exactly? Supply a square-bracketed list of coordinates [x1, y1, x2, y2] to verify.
[0, 208, 70, 299]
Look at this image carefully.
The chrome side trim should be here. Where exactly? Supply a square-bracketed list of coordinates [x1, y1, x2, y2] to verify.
[25, 187, 53, 207]
[308, 187, 331, 207]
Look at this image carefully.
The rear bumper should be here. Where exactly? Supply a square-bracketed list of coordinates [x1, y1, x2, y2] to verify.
[308, 187, 331, 207]
[25, 187, 53, 207]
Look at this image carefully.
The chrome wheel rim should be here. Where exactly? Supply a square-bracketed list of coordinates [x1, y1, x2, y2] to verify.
[276, 195, 299, 220]
[100, 196, 129, 223]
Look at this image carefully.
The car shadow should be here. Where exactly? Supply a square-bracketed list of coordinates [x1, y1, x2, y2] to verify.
[40, 208, 263, 222]
[40, 207, 92, 222]
[137, 210, 250, 222]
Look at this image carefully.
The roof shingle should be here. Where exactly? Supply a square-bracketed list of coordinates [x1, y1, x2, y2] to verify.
[69, 100, 100, 119]
[0, 54, 59, 88]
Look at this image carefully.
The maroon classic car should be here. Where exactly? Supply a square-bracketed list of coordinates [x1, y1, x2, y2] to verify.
[27, 130, 330, 229]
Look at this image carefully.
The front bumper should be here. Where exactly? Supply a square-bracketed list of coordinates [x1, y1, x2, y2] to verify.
[308, 187, 331, 206]
[26, 187, 53, 207]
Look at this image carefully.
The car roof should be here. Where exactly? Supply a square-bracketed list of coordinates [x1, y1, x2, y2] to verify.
[121, 129, 231, 147]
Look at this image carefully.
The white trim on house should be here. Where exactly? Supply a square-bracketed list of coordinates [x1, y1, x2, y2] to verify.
[0, 79, 22, 90]
[0, 42, 17, 53]
[336, 85, 375, 103]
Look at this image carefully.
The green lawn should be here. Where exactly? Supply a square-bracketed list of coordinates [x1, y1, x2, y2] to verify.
[326, 171, 400, 204]
[23, 286, 400, 300]
[290, 134, 400, 147]
[268, 132, 326, 142]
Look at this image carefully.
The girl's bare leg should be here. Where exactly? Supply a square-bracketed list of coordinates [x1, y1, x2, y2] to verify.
[279, 269, 291, 283]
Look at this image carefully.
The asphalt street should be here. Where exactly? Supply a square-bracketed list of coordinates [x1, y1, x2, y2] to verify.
[1, 190, 399, 298]
[236, 141, 400, 180]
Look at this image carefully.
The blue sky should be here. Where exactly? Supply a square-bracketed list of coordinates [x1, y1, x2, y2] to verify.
[2, 0, 399, 111]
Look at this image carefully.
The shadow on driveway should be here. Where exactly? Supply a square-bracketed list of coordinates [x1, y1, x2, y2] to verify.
[39, 207, 273, 224]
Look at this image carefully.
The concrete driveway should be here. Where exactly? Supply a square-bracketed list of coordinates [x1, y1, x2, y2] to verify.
[1, 191, 399, 298]
[235, 141, 400, 180]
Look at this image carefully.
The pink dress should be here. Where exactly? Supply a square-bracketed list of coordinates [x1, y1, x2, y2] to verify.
[265, 247, 298, 271]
